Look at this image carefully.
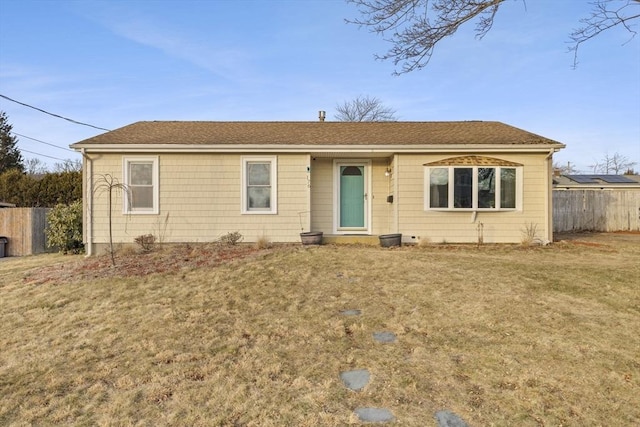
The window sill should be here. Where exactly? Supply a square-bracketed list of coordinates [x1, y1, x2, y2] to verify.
[124, 210, 159, 215]
[425, 208, 518, 212]
[241, 210, 278, 215]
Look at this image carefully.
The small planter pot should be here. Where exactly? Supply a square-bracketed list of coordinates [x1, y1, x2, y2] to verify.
[300, 231, 323, 245]
[379, 233, 402, 248]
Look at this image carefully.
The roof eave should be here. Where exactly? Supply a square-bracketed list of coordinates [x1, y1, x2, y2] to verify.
[554, 184, 640, 190]
[71, 143, 565, 153]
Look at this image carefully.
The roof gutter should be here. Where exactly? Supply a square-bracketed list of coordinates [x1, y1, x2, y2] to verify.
[71, 143, 566, 154]
[554, 184, 640, 190]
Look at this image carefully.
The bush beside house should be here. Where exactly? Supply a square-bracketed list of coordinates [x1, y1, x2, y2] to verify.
[45, 200, 84, 254]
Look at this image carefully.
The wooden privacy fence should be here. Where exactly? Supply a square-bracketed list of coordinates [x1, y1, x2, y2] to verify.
[553, 190, 640, 233]
[0, 208, 51, 256]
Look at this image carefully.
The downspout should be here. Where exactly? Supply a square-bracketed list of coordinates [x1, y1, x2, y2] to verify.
[545, 149, 555, 242]
[81, 148, 93, 256]
[306, 154, 311, 233]
[392, 154, 399, 233]
[386, 158, 392, 233]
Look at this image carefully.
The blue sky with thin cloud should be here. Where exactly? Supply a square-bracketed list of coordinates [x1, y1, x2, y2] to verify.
[1, 0, 638, 172]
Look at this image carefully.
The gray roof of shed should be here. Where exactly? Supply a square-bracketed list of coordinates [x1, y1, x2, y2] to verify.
[554, 174, 640, 187]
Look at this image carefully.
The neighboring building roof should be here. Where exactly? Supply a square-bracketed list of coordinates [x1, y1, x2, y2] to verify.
[71, 121, 565, 152]
[0, 202, 17, 208]
[553, 174, 640, 189]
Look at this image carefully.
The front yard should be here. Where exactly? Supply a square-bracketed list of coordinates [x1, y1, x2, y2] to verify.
[1, 233, 638, 426]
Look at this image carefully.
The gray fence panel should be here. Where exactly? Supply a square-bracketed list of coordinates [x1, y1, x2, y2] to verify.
[553, 190, 640, 232]
[0, 208, 51, 256]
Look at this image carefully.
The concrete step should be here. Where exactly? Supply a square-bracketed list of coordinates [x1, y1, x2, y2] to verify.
[322, 235, 380, 245]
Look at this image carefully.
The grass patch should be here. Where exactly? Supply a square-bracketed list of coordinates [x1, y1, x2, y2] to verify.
[1, 234, 639, 426]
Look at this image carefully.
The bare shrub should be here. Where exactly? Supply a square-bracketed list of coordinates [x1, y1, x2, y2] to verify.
[119, 245, 138, 257]
[521, 222, 538, 245]
[134, 234, 156, 252]
[255, 235, 271, 249]
[477, 222, 484, 247]
[155, 212, 170, 245]
[218, 231, 243, 246]
[417, 236, 431, 247]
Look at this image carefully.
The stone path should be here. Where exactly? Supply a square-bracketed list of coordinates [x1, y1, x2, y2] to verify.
[355, 407, 396, 423]
[340, 369, 370, 392]
[372, 331, 396, 343]
[338, 308, 469, 426]
[434, 410, 470, 427]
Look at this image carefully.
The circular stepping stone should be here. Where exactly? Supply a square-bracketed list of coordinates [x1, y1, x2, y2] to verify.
[339, 369, 370, 391]
[355, 407, 395, 423]
[340, 309, 361, 316]
[434, 410, 469, 427]
[373, 331, 396, 343]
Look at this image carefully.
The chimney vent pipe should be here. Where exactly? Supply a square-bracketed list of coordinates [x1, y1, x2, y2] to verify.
[318, 110, 326, 122]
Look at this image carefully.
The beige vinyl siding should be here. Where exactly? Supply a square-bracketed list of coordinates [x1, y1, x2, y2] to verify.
[86, 150, 554, 249]
[396, 153, 551, 243]
[88, 153, 308, 251]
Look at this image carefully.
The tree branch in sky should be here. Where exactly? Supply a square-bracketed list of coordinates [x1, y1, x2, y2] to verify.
[335, 95, 398, 121]
[347, 0, 640, 74]
[568, 0, 640, 68]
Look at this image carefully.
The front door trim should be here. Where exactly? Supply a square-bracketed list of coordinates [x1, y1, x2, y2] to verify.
[333, 159, 371, 234]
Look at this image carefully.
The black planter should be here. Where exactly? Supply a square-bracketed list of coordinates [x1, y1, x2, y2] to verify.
[379, 233, 402, 247]
[300, 231, 323, 245]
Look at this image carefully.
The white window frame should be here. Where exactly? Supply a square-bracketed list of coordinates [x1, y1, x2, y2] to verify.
[241, 156, 278, 214]
[123, 156, 159, 214]
[424, 166, 522, 211]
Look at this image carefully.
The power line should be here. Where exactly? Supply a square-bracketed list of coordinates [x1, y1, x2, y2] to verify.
[20, 148, 67, 161]
[0, 93, 111, 131]
[13, 132, 76, 153]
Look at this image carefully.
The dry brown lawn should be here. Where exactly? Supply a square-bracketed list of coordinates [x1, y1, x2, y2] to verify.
[1, 233, 638, 426]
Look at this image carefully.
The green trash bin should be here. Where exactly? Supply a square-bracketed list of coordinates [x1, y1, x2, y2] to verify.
[0, 237, 7, 257]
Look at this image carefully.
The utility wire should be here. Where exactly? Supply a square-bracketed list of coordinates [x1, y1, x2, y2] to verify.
[20, 148, 67, 161]
[0, 93, 111, 131]
[13, 132, 76, 153]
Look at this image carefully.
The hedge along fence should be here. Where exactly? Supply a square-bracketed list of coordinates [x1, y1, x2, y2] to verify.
[0, 207, 51, 256]
[553, 190, 640, 233]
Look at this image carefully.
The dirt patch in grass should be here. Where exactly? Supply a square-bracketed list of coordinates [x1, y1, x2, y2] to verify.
[2, 233, 639, 426]
[22, 243, 267, 285]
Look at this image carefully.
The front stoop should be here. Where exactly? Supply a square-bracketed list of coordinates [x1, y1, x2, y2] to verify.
[322, 235, 380, 245]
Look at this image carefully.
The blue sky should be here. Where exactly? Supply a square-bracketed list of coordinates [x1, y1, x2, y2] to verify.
[1, 0, 638, 173]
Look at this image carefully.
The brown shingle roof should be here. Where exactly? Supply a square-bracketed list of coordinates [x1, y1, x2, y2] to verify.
[71, 121, 564, 147]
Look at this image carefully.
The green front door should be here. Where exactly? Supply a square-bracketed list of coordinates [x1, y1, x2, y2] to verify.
[340, 165, 365, 228]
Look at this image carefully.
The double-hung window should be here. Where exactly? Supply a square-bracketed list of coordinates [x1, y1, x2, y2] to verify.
[241, 156, 277, 214]
[123, 157, 159, 214]
[425, 159, 521, 211]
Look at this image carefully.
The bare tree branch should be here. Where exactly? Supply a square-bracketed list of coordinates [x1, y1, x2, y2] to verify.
[53, 159, 82, 173]
[94, 174, 130, 266]
[553, 161, 580, 175]
[335, 95, 398, 121]
[347, 0, 507, 74]
[25, 158, 49, 176]
[346, 0, 640, 74]
[589, 152, 637, 174]
[569, 0, 640, 68]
